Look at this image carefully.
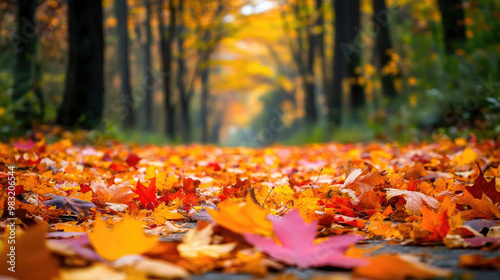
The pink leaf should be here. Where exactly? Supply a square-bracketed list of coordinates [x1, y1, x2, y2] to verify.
[244, 209, 367, 268]
[13, 139, 35, 151]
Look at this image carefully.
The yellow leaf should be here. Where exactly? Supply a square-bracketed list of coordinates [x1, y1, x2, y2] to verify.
[88, 216, 158, 261]
[354, 254, 451, 280]
[207, 194, 273, 236]
[455, 147, 477, 166]
[178, 224, 236, 258]
[153, 202, 185, 223]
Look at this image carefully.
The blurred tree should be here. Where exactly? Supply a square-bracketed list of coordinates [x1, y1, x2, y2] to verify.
[56, 0, 104, 128]
[12, 0, 43, 130]
[437, 0, 466, 54]
[115, 0, 135, 128]
[373, 0, 396, 98]
[346, 0, 364, 113]
[158, 0, 177, 139]
[143, 0, 153, 131]
[329, 0, 364, 125]
[280, 0, 318, 124]
[177, 0, 190, 142]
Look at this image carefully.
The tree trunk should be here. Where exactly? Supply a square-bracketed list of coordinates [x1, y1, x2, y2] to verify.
[200, 58, 209, 143]
[347, 0, 364, 112]
[329, 0, 347, 125]
[12, 0, 39, 128]
[437, 0, 466, 54]
[315, 0, 330, 100]
[144, 0, 153, 131]
[373, 0, 397, 98]
[304, 23, 317, 123]
[115, 0, 134, 128]
[57, 0, 104, 129]
[177, 0, 190, 142]
[158, 0, 176, 139]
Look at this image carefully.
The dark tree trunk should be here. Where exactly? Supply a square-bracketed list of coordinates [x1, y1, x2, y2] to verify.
[158, 0, 176, 139]
[177, 0, 190, 142]
[115, 0, 134, 128]
[57, 0, 104, 129]
[305, 24, 317, 123]
[144, 0, 153, 131]
[373, 0, 397, 98]
[315, 0, 330, 99]
[347, 0, 364, 112]
[437, 0, 466, 54]
[329, 0, 347, 125]
[13, 0, 40, 128]
[200, 57, 210, 143]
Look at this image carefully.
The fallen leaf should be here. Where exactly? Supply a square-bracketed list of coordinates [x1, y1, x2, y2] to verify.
[244, 209, 367, 268]
[0, 225, 59, 280]
[386, 188, 439, 215]
[178, 224, 236, 258]
[208, 193, 273, 236]
[354, 254, 452, 280]
[88, 216, 158, 260]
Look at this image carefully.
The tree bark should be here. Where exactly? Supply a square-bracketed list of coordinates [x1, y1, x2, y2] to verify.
[373, 0, 397, 98]
[56, 0, 104, 129]
[305, 21, 317, 123]
[144, 0, 153, 131]
[177, 0, 190, 142]
[158, 0, 176, 139]
[329, 0, 347, 125]
[115, 0, 134, 128]
[13, 0, 40, 128]
[200, 59, 209, 143]
[437, 0, 466, 54]
[347, 0, 364, 112]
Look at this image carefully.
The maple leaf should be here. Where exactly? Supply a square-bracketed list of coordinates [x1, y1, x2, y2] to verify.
[177, 224, 236, 258]
[419, 207, 450, 241]
[244, 209, 367, 268]
[125, 153, 141, 167]
[342, 164, 385, 196]
[43, 194, 96, 215]
[386, 188, 439, 215]
[454, 189, 500, 220]
[153, 202, 185, 223]
[207, 193, 273, 236]
[13, 139, 35, 151]
[133, 178, 158, 210]
[0, 225, 59, 279]
[88, 216, 158, 260]
[354, 254, 451, 280]
[458, 254, 500, 270]
[91, 180, 138, 204]
[466, 167, 499, 204]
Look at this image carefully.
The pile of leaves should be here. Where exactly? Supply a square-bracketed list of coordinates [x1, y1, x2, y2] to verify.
[1, 136, 500, 279]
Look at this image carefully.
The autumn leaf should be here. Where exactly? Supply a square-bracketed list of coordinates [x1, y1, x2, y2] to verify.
[207, 193, 273, 236]
[354, 254, 451, 280]
[133, 178, 158, 210]
[43, 194, 96, 215]
[91, 180, 138, 204]
[454, 189, 500, 220]
[419, 207, 450, 241]
[466, 167, 499, 204]
[88, 216, 158, 260]
[386, 188, 439, 215]
[244, 209, 367, 268]
[342, 163, 385, 196]
[0, 225, 59, 280]
[177, 224, 236, 258]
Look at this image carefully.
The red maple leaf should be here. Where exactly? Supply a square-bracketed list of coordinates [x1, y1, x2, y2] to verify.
[125, 153, 141, 168]
[466, 167, 499, 204]
[133, 178, 158, 210]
